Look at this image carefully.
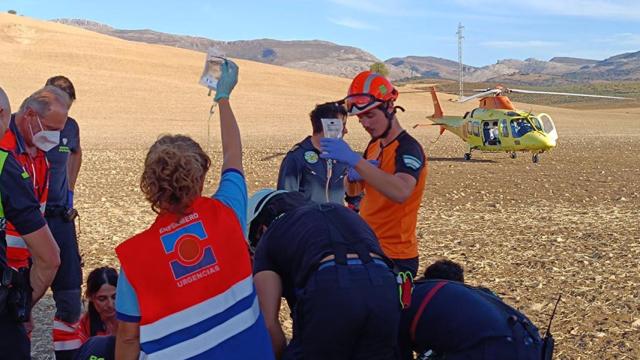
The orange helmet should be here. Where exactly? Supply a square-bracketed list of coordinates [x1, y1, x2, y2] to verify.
[345, 71, 399, 116]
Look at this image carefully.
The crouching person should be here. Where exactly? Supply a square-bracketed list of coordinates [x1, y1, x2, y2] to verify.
[113, 60, 274, 360]
[249, 190, 401, 360]
[398, 260, 546, 360]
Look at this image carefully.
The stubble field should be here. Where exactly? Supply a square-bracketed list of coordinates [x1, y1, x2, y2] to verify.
[1, 14, 638, 359]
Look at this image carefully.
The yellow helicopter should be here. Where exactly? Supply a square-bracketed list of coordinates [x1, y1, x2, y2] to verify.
[423, 86, 628, 163]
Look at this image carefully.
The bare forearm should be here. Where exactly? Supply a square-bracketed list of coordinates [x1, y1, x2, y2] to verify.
[116, 322, 141, 360]
[115, 338, 139, 360]
[217, 99, 243, 173]
[268, 324, 287, 359]
[22, 226, 60, 305]
[30, 262, 57, 305]
[355, 159, 414, 203]
[67, 149, 82, 191]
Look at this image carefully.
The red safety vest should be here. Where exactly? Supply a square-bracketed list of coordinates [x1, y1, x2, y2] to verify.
[0, 129, 49, 269]
[116, 196, 271, 359]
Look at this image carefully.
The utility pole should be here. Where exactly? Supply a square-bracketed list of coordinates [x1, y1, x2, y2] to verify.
[457, 22, 464, 99]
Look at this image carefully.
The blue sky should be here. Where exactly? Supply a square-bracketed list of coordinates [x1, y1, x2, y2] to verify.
[3, 0, 639, 66]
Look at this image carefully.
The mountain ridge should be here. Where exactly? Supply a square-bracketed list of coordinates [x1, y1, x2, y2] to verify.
[52, 18, 640, 84]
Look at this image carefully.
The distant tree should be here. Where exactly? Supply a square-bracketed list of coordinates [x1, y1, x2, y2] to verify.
[8, 10, 17, 15]
[370, 62, 390, 77]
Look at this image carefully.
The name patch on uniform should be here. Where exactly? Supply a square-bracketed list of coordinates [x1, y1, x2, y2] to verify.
[58, 146, 70, 153]
[160, 221, 219, 284]
[402, 155, 422, 171]
[304, 151, 318, 164]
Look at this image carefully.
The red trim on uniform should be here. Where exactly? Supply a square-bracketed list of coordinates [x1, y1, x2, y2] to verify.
[410, 281, 447, 343]
[1, 129, 49, 268]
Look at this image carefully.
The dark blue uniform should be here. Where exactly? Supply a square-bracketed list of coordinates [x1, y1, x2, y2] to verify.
[42, 116, 83, 357]
[253, 203, 400, 360]
[399, 280, 544, 360]
[277, 137, 348, 204]
[46, 117, 79, 206]
[0, 150, 47, 359]
[74, 335, 115, 360]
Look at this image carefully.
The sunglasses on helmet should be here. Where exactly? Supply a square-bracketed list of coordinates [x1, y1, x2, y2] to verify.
[338, 93, 387, 115]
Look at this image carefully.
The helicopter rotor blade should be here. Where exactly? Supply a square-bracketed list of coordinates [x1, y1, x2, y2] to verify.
[508, 88, 630, 100]
[457, 89, 502, 103]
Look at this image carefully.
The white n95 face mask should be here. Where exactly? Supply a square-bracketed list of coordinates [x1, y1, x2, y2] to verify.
[30, 115, 60, 152]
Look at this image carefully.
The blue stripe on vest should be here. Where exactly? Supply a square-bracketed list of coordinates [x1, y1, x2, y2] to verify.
[140, 289, 257, 354]
[188, 313, 275, 360]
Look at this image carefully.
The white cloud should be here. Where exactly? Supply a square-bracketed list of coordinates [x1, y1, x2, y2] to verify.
[329, 17, 375, 30]
[480, 40, 562, 49]
[453, 0, 640, 20]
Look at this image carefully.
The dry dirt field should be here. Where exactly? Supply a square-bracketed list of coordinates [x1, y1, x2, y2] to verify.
[2, 14, 639, 359]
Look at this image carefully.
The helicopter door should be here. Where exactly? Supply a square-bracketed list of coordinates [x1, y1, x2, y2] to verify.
[537, 113, 558, 142]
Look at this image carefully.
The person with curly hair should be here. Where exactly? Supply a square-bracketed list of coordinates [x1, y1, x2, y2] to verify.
[113, 60, 274, 360]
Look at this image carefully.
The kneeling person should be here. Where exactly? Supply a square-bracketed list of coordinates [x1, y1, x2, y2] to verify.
[249, 190, 401, 360]
[398, 260, 545, 360]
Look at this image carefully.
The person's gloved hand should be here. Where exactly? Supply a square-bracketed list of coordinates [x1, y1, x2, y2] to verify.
[214, 59, 239, 102]
[67, 190, 74, 209]
[320, 138, 361, 167]
[347, 160, 379, 182]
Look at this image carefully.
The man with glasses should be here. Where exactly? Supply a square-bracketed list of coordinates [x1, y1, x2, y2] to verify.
[320, 71, 427, 277]
[0, 86, 66, 358]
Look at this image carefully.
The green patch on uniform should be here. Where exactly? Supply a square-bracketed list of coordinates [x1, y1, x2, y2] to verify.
[402, 155, 422, 171]
[58, 146, 70, 153]
[21, 171, 30, 179]
[378, 84, 388, 95]
[304, 151, 319, 164]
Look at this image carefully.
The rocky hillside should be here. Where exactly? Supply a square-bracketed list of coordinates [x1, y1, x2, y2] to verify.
[52, 19, 639, 83]
[52, 19, 382, 78]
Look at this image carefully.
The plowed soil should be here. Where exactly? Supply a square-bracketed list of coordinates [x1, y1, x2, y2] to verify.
[2, 14, 638, 360]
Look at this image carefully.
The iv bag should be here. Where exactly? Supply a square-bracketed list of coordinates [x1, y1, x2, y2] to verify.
[199, 47, 226, 91]
[321, 118, 343, 139]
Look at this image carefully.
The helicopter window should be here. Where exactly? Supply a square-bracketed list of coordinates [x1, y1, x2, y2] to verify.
[501, 119, 509, 137]
[472, 122, 480, 136]
[540, 115, 555, 133]
[467, 121, 473, 135]
[532, 117, 543, 131]
[510, 119, 534, 138]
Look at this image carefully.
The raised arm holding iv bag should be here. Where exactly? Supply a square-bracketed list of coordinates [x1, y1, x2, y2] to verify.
[199, 47, 227, 150]
[321, 118, 344, 202]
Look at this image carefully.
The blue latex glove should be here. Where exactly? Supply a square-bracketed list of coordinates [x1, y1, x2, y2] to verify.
[347, 160, 379, 182]
[214, 59, 239, 102]
[67, 190, 74, 209]
[319, 138, 361, 167]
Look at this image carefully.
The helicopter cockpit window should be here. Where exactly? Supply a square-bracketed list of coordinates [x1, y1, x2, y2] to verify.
[510, 118, 534, 138]
[501, 119, 509, 137]
[532, 116, 543, 131]
[540, 115, 555, 133]
[472, 122, 480, 136]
